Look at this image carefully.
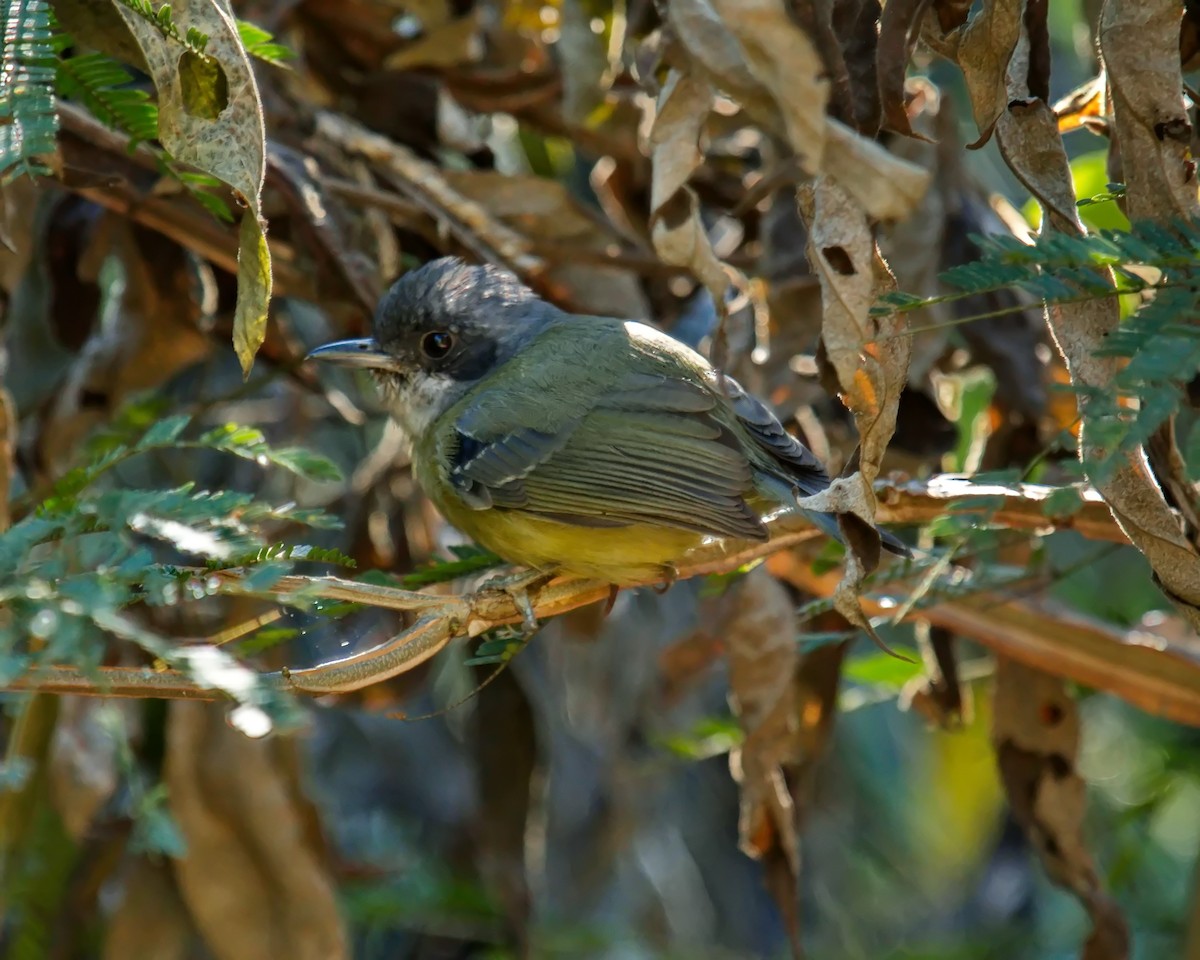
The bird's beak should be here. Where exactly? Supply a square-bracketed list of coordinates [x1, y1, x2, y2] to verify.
[306, 338, 398, 370]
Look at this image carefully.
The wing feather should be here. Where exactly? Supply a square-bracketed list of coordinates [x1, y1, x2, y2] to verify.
[447, 372, 767, 541]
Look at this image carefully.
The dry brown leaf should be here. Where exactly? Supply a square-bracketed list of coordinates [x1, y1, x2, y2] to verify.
[1052, 74, 1108, 134]
[995, 88, 1200, 632]
[709, 0, 831, 173]
[723, 567, 803, 953]
[666, 0, 786, 135]
[823, 120, 934, 221]
[442, 169, 651, 319]
[165, 702, 347, 960]
[647, 68, 731, 310]
[877, 0, 933, 139]
[806, 179, 910, 486]
[114, 0, 263, 209]
[1099, 0, 1200, 223]
[943, 0, 1023, 148]
[104, 859, 198, 960]
[383, 12, 483, 71]
[992, 660, 1130, 959]
[693, 0, 931, 222]
[835, 0, 884, 135]
[113, 0, 271, 375]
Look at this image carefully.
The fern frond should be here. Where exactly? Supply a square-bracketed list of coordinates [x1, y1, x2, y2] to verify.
[0, 0, 59, 182]
[878, 218, 1200, 479]
[113, 0, 210, 56]
[54, 51, 159, 146]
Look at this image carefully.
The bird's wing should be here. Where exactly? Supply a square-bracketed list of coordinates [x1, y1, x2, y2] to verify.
[446, 371, 768, 541]
[723, 377, 831, 496]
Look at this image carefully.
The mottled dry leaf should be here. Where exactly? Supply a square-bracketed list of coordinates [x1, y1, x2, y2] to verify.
[165, 702, 347, 960]
[113, 0, 263, 206]
[806, 179, 909, 486]
[670, 0, 930, 222]
[824, 120, 933, 224]
[1099, 0, 1200, 223]
[992, 660, 1130, 959]
[666, 0, 784, 134]
[648, 68, 730, 310]
[951, 0, 1023, 147]
[113, 0, 271, 376]
[995, 85, 1200, 631]
[709, 0, 830, 173]
[723, 568, 803, 953]
[877, 0, 933, 138]
[789, 175, 910, 644]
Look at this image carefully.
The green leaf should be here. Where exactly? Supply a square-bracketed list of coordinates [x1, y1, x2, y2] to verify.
[265, 447, 343, 483]
[178, 48, 227, 120]
[657, 716, 743, 761]
[233, 211, 272, 377]
[130, 783, 187, 858]
[1186, 421, 1200, 483]
[843, 648, 923, 688]
[136, 414, 192, 448]
[0, 0, 59, 182]
[399, 549, 505, 588]
[1042, 485, 1086, 519]
[198, 423, 342, 482]
[236, 19, 295, 64]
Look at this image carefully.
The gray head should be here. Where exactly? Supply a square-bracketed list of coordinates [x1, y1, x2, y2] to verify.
[307, 257, 560, 436]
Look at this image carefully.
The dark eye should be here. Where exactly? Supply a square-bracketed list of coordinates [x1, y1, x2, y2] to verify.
[420, 331, 454, 360]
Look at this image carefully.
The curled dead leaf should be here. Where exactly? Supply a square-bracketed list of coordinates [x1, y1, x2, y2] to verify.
[647, 68, 731, 311]
[1099, 0, 1200, 223]
[992, 659, 1130, 959]
[165, 702, 347, 960]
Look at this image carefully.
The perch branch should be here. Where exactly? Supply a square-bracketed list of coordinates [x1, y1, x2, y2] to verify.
[10, 477, 1199, 721]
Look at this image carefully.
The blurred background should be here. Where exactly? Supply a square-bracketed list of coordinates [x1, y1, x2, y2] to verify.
[1, 0, 1199, 958]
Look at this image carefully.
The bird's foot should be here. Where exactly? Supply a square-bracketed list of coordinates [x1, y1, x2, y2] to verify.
[602, 584, 621, 617]
[477, 568, 551, 634]
[652, 565, 678, 595]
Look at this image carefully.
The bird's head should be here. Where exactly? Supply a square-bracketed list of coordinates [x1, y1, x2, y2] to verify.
[307, 257, 559, 436]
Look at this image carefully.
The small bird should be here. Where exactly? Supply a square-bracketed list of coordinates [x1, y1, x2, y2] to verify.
[308, 258, 908, 588]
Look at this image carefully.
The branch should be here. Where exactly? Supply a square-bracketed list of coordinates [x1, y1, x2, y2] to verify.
[9, 476, 1197, 723]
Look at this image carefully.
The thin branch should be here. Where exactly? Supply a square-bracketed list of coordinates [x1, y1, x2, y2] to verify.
[8, 476, 1196, 718]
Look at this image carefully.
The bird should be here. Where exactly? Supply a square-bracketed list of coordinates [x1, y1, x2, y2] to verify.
[307, 257, 908, 594]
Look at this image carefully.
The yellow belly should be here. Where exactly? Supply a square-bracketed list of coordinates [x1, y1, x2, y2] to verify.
[439, 498, 707, 585]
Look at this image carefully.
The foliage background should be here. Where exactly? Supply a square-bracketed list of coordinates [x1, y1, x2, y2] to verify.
[1, 1, 1200, 959]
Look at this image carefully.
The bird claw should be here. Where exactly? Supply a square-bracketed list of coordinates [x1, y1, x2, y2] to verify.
[478, 569, 548, 635]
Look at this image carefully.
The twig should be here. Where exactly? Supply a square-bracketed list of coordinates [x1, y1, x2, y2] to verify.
[55, 103, 310, 297]
[315, 112, 546, 281]
[8, 477, 1194, 715]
